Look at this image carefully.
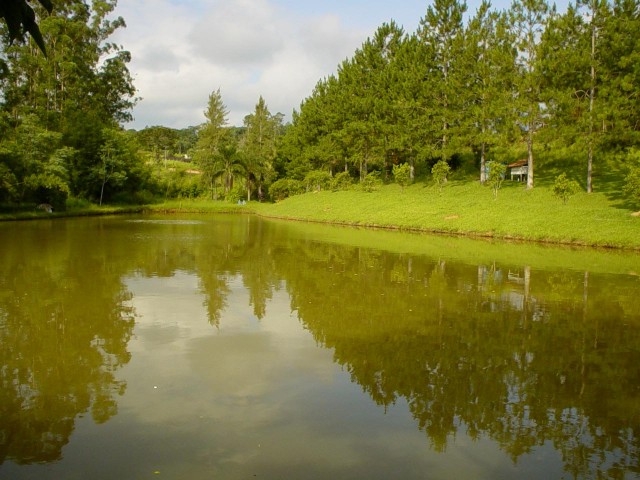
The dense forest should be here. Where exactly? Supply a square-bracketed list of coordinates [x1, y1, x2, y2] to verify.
[1, 0, 639, 209]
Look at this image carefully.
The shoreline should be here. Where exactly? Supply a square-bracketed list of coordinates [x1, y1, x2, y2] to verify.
[4, 204, 637, 252]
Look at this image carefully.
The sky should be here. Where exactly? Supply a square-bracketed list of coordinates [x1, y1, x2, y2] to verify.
[109, 0, 556, 130]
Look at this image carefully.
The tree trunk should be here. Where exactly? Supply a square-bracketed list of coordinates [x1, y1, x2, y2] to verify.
[526, 126, 534, 190]
[99, 182, 105, 206]
[480, 141, 487, 184]
[587, 16, 596, 194]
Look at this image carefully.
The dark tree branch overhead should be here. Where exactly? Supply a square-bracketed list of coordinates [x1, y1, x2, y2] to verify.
[0, 0, 53, 55]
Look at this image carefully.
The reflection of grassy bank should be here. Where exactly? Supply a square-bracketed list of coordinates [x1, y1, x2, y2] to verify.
[263, 216, 640, 276]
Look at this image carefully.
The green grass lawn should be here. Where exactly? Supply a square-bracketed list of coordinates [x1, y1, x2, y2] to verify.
[251, 179, 640, 250]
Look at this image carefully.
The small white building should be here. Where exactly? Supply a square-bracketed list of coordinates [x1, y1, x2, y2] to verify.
[508, 159, 528, 182]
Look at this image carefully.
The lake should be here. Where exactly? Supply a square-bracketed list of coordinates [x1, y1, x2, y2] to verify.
[1, 214, 639, 479]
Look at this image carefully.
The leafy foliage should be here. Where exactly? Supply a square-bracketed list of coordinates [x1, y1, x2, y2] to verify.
[240, 96, 283, 201]
[431, 160, 451, 192]
[487, 161, 506, 199]
[552, 173, 581, 204]
[623, 163, 640, 207]
[392, 163, 412, 190]
[331, 171, 354, 191]
[360, 171, 383, 192]
[0, 0, 139, 209]
[269, 178, 304, 201]
[304, 170, 332, 192]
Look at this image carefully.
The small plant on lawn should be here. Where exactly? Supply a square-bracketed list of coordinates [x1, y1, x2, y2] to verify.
[487, 161, 506, 199]
[392, 163, 413, 191]
[431, 160, 451, 192]
[361, 171, 382, 192]
[552, 173, 580, 204]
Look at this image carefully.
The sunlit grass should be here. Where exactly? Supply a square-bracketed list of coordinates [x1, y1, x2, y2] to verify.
[253, 179, 640, 249]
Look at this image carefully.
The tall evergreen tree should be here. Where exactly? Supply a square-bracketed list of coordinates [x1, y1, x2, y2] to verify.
[241, 96, 282, 201]
[193, 89, 233, 197]
[510, 0, 550, 189]
[464, 1, 518, 182]
[599, 0, 640, 149]
[417, 0, 468, 164]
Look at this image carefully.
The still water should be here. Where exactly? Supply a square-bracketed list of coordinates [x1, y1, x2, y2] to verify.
[0, 214, 639, 479]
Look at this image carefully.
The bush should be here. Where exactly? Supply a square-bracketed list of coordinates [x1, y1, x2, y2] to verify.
[624, 166, 640, 207]
[66, 196, 92, 210]
[226, 184, 246, 203]
[269, 178, 304, 201]
[360, 171, 382, 192]
[304, 170, 332, 192]
[552, 173, 581, 204]
[431, 160, 451, 192]
[486, 161, 506, 199]
[331, 171, 354, 191]
[392, 163, 412, 190]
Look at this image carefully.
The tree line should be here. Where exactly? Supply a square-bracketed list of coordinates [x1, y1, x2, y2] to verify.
[191, 0, 640, 203]
[277, 0, 639, 195]
[0, 0, 140, 209]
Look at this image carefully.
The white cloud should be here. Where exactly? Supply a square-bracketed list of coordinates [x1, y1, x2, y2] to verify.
[112, 0, 569, 130]
[111, 0, 368, 129]
[188, 0, 285, 66]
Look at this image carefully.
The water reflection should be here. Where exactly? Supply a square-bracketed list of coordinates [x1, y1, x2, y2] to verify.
[278, 238, 640, 477]
[0, 215, 639, 479]
[0, 220, 135, 465]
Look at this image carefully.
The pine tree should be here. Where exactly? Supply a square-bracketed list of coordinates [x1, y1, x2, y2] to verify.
[193, 89, 234, 197]
[241, 96, 282, 201]
[464, 1, 518, 183]
[510, 0, 550, 189]
[417, 0, 468, 164]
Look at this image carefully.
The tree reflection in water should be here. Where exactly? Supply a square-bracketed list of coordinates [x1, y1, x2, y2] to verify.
[273, 238, 640, 478]
[1, 216, 639, 479]
[0, 222, 135, 464]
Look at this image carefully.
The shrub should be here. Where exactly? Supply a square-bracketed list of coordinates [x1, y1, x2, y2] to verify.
[624, 166, 640, 207]
[331, 171, 354, 191]
[304, 170, 332, 192]
[552, 173, 581, 204]
[392, 163, 412, 190]
[66, 197, 92, 210]
[431, 160, 451, 192]
[269, 178, 304, 201]
[226, 184, 246, 203]
[486, 161, 506, 199]
[360, 171, 382, 192]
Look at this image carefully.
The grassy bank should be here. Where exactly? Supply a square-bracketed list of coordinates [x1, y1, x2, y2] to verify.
[252, 180, 640, 250]
[2, 179, 638, 250]
[0, 198, 247, 221]
[0, 204, 146, 221]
